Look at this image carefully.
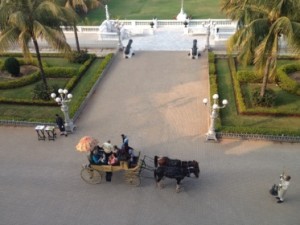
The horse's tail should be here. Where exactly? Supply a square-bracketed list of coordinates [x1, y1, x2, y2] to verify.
[154, 155, 158, 168]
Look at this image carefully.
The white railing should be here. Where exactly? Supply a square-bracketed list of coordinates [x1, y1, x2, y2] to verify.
[98, 32, 118, 40]
[59, 19, 238, 45]
[60, 19, 236, 32]
[61, 26, 100, 33]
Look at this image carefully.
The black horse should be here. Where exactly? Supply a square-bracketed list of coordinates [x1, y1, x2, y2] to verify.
[154, 156, 200, 178]
[154, 166, 199, 192]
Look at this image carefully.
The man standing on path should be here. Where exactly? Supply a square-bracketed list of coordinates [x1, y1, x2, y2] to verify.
[276, 174, 291, 203]
[55, 114, 67, 137]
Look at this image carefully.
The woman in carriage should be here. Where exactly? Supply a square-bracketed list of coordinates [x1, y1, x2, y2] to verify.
[90, 147, 107, 165]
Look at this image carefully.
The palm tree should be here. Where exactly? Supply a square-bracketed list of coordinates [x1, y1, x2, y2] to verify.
[0, 0, 75, 92]
[64, 0, 101, 52]
[221, 0, 300, 97]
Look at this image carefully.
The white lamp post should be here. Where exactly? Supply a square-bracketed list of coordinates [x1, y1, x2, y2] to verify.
[203, 20, 215, 50]
[51, 89, 75, 133]
[113, 20, 124, 51]
[203, 94, 228, 141]
[206, 24, 211, 50]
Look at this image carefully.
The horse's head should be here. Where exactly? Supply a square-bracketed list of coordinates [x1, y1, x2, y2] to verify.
[156, 156, 169, 167]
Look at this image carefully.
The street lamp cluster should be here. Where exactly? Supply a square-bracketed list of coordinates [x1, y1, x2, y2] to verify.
[112, 21, 124, 51]
[51, 89, 75, 133]
[203, 94, 228, 141]
[202, 21, 216, 50]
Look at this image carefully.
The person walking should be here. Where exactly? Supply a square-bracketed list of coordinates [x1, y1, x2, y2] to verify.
[55, 114, 67, 137]
[276, 174, 291, 203]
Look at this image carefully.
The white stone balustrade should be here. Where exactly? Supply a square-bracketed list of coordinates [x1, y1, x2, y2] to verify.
[33, 19, 239, 50]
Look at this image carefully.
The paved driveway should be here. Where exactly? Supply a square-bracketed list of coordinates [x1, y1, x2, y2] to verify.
[0, 52, 299, 225]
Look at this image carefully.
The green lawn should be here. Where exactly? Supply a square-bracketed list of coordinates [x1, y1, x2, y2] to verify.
[80, 0, 224, 25]
[42, 57, 82, 68]
[0, 79, 68, 100]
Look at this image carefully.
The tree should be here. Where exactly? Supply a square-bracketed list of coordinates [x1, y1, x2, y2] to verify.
[221, 0, 300, 97]
[0, 0, 74, 93]
[64, 0, 101, 52]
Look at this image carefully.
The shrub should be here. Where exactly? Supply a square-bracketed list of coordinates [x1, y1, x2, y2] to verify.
[67, 50, 90, 64]
[237, 70, 262, 83]
[227, 55, 247, 113]
[208, 52, 215, 64]
[252, 88, 276, 107]
[44, 67, 77, 78]
[0, 60, 4, 71]
[32, 83, 51, 101]
[4, 57, 20, 76]
[276, 63, 300, 95]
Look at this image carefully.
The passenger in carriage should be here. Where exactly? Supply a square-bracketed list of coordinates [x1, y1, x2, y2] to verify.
[114, 144, 130, 161]
[128, 148, 138, 167]
[91, 147, 106, 165]
[108, 153, 118, 165]
[102, 140, 114, 160]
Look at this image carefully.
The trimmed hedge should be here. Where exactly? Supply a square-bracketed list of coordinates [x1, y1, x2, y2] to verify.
[208, 52, 218, 97]
[237, 70, 262, 83]
[220, 125, 300, 136]
[65, 54, 96, 92]
[276, 63, 300, 95]
[0, 71, 41, 89]
[69, 53, 114, 117]
[208, 52, 221, 130]
[227, 55, 247, 113]
[44, 67, 77, 78]
[0, 96, 56, 106]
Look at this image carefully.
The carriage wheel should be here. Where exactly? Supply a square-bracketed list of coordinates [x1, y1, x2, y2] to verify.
[80, 167, 102, 184]
[126, 176, 141, 186]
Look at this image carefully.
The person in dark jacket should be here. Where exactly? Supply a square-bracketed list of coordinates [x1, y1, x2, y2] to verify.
[121, 134, 129, 149]
[55, 114, 67, 136]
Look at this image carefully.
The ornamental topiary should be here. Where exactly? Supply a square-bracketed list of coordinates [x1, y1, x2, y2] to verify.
[4, 57, 20, 77]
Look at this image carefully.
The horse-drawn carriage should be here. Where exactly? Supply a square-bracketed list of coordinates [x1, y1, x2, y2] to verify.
[76, 136, 144, 186]
[76, 136, 200, 192]
[80, 150, 143, 186]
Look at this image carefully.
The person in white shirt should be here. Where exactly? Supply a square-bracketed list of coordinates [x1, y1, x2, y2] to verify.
[102, 140, 114, 154]
[276, 174, 291, 203]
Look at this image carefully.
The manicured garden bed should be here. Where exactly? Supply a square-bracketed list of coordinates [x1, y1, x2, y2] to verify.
[211, 53, 300, 136]
[0, 53, 114, 123]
